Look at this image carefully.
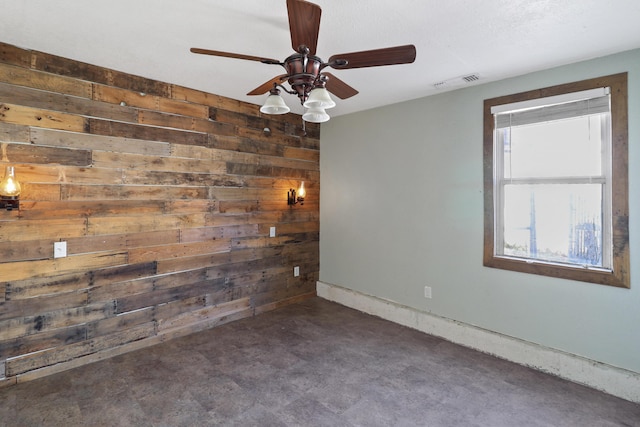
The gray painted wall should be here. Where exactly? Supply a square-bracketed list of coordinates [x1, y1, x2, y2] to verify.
[320, 49, 639, 372]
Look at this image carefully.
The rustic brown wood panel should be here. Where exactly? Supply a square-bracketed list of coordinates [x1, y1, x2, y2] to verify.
[3, 142, 91, 166]
[0, 123, 30, 143]
[93, 151, 226, 174]
[0, 42, 32, 68]
[30, 50, 170, 98]
[0, 82, 135, 123]
[16, 200, 169, 220]
[0, 238, 52, 262]
[93, 84, 209, 119]
[88, 118, 209, 147]
[0, 291, 89, 321]
[31, 128, 172, 157]
[62, 184, 209, 201]
[0, 324, 87, 359]
[0, 41, 319, 384]
[0, 63, 92, 98]
[86, 307, 154, 340]
[0, 252, 128, 282]
[0, 103, 86, 132]
[5, 322, 157, 376]
[5, 271, 92, 300]
[87, 213, 206, 235]
[0, 217, 88, 242]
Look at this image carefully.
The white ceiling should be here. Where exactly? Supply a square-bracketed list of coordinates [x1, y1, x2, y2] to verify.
[1, 0, 640, 118]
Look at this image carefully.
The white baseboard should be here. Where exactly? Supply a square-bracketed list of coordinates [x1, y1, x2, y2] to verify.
[317, 281, 640, 403]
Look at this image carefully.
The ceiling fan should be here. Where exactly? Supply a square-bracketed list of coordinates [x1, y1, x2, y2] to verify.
[190, 0, 417, 123]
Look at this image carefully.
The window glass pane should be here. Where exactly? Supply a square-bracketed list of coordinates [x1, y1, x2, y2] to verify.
[502, 184, 605, 268]
[502, 115, 604, 179]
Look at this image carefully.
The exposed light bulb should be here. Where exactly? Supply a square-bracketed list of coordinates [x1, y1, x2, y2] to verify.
[0, 166, 21, 198]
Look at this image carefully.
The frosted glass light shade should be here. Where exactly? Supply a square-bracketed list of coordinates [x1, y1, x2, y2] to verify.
[303, 87, 336, 109]
[260, 94, 290, 115]
[302, 107, 330, 123]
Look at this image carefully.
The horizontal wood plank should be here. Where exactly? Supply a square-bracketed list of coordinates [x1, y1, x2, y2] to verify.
[86, 307, 154, 339]
[0, 42, 32, 69]
[0, 62, 92, 98]
[0, 122, 30, 143]
[5, 271, 92, 300]
[87, 214, 206, 235]
[0, 325, 87, 359]
[0, 82, 135, 123]
[115, 278, 227, 314]
[16, 200, 169, 220]
[61, 184, 209, 201]
[0, 238, 52, 263]
[0, 251, 128, 282]
[93, 151, 225, 173]
[128, 239, 232, 263]
[31, 50, 170, 97]
[88, 118, 208, 147]
[0, 217, 87, 242]
[0, 103, 86, 132]
[0, 291, 89, 321]
[3, 142, 92, 166]
[31, 128, 172, 157]
[6, 322, 156, 376]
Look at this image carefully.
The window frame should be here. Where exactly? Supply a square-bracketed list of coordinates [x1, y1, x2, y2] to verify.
[483, 73, 630, 288]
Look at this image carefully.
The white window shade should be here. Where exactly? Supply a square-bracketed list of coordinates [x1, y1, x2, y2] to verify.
[491, 87, 609, 114]
[494, 94, 610, 129]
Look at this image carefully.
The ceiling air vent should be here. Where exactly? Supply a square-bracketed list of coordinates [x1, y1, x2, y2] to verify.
[462, 73, 480, 83]
[433, 81, 449, 90]
[434, 73, 481, 90]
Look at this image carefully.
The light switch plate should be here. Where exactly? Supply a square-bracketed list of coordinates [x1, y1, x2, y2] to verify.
[294, 266, 300, 277]
[54, 241, 67, 258]
[424, 286, 432, 299]
[269, 227, 276, 237]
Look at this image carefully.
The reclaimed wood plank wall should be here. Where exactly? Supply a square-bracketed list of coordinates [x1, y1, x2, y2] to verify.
[0, 42, 319, 387]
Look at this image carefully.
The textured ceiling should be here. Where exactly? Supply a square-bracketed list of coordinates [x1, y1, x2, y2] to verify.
[1, 0, 640, 118]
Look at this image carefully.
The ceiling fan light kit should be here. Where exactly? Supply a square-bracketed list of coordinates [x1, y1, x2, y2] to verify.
[304, 86, 336, 110]
[302, 106, 330, 123]
[260, 88, 291, 115]
[191, 0, 416, 123]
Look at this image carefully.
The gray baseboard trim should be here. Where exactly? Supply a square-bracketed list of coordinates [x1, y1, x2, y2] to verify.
[317, 281, 640, 403]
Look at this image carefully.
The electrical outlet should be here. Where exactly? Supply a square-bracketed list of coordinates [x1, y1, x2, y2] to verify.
[54, 241, 67, 258]
[424, 286, 432, 299]
[269, 227, 276, 237]
[294, 266, 300, 277]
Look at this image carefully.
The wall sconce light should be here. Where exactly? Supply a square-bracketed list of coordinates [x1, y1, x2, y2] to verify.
[287, 181, 306, 206]
[0, 165, 21, 211]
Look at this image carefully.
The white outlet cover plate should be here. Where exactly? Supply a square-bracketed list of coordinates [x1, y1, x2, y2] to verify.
[294, 266, 300, 277]
[54, 241, 67, 258]
[269, 227, 276, 237]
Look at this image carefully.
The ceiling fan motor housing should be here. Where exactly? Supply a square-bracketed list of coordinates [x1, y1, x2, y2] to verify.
[284, 52, 323, 101]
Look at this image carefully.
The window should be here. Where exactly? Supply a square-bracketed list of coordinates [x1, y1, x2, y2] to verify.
[483, 73, 629, 288]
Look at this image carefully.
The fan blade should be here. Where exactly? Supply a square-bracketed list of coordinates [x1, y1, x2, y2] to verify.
[328, 45, 416, 69]
[323, 73, 359, 100]
[247, 75, 289, 96]
[287, 0, 322, 55]
[190, 48, 280, 64]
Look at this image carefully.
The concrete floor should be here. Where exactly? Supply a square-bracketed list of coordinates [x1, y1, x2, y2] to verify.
[1, 297, 638, 426]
